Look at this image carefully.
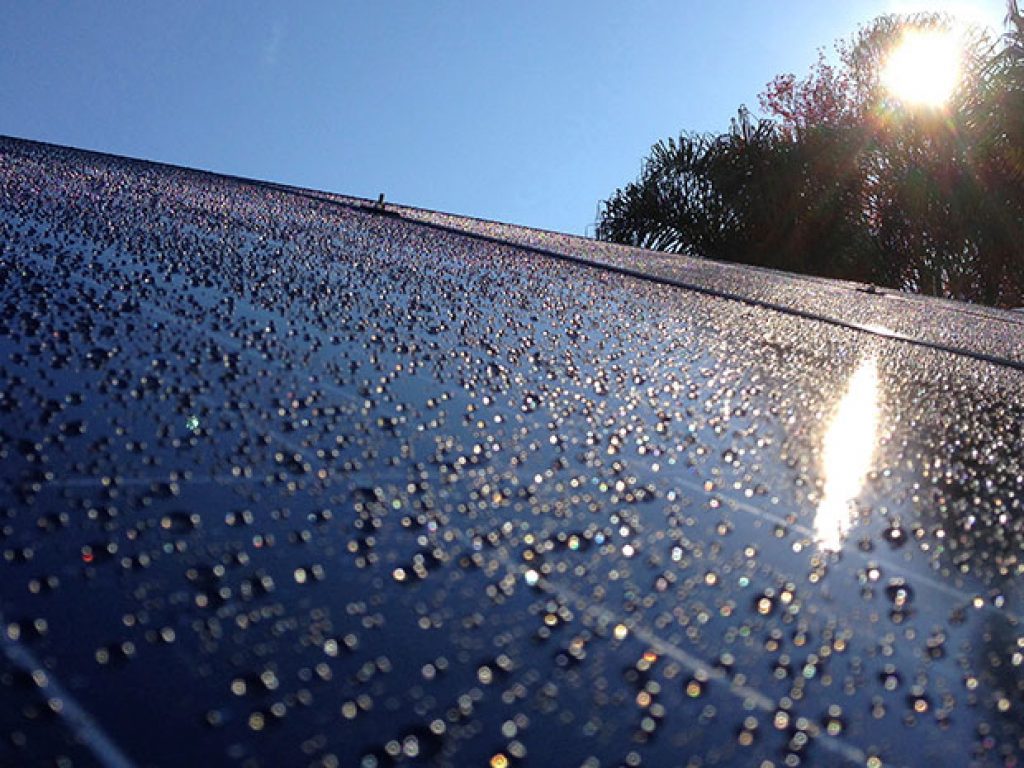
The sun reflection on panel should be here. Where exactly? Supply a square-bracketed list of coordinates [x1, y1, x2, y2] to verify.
[815, 357, 880, 551]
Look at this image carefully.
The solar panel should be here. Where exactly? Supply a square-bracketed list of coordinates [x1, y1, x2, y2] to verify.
[2, 136, 1022, 767]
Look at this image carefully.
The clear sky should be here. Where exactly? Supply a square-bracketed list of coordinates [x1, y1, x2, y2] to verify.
[0, 1, 1008, 234]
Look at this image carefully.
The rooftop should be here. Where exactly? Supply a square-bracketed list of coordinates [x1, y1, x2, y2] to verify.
[1, 136, 1022, 767]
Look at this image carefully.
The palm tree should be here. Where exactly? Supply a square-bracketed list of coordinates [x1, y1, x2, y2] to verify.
[596, 131, 732, 256]
[955, 0, 1024, 305]
[598, 7, 1024, 306]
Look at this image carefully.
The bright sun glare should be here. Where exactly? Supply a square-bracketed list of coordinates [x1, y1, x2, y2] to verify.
[881, 29, 962, 107]
[814, 358, 880, 552]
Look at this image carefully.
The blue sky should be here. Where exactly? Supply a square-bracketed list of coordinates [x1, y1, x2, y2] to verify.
[0, 1, 1007, 234]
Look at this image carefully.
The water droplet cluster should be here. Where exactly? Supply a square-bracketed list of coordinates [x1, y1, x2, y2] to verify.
[1, 137, 1023, 766]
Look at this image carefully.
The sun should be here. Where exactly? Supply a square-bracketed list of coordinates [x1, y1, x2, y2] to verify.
[881, 29, 962, 108]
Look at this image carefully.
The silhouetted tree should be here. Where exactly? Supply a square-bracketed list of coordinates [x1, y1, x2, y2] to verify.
[599, 6, 1024, 307]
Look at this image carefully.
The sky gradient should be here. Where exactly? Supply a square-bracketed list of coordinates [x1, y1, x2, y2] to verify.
[0, 1, 1008, 234]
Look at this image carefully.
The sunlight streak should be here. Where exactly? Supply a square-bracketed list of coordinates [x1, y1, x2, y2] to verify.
[815, 358, 880, 551]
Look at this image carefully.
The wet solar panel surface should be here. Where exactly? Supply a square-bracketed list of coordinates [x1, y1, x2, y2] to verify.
[1, 136, 1023, 767]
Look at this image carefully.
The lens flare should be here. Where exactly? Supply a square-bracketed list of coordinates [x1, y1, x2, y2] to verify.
[881, 29, 962, 107]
